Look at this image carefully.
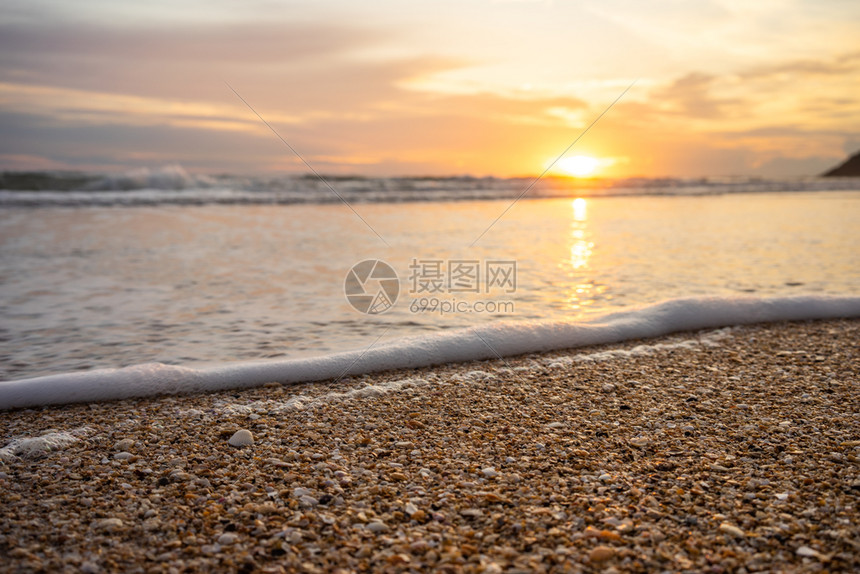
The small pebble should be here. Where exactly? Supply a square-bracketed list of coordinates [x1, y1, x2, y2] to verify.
[366, 521, 388, 533]
[228, 429, 254, 447]
[115, 439, 134, 451]
[299, 495, 319, 507]
[796, 545, 826, 560]
[589, 545, 615, 562]
[719, 523, 745, 537]
[217, 532, 238, 545]
[92, 518, 123, 532]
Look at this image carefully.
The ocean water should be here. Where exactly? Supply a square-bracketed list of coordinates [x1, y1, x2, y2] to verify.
[1, 171, 859, 403]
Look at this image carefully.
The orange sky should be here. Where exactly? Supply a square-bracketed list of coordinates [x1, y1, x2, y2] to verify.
[1, 0, 859, 177]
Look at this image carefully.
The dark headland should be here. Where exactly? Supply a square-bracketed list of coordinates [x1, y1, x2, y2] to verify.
[822, 150, 860, 176]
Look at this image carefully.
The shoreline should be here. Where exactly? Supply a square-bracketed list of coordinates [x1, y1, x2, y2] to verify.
[1, 319, 858, 572]
[4, 294, 860, 410]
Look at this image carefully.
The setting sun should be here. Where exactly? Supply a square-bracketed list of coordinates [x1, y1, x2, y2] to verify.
[558, 155, 600, 177]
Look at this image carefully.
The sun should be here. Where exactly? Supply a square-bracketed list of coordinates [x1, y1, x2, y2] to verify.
[558, 155, 599, 178]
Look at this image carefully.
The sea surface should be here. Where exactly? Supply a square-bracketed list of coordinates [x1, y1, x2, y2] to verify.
[1, 169, 859, 382]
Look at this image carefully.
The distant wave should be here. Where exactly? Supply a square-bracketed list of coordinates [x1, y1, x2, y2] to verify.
[85, 164, 217, 191]
[2, 165, 859, 206]
[1, 294, 858, 409]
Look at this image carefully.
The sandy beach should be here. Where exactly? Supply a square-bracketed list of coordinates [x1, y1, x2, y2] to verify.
[1, 319, 858, 573]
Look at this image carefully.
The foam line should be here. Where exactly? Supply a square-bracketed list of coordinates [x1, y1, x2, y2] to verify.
[1, 295, 858, 409]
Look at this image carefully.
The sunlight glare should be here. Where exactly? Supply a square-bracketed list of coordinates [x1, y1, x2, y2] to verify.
[572, 197, 587, 221]
[559, 155, 600, 177]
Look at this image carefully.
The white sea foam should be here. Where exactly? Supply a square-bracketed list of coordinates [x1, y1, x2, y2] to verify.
[214, 376, 431, 417]
[544, 327, 734, 367]
[0, 295, 858, 410]
[0, 427, 94, 461]
[224, 329, 720, 415]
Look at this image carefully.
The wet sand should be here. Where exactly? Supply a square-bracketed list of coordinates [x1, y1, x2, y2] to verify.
[1, 319, 858, 573]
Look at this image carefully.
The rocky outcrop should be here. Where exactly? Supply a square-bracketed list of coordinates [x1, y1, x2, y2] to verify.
[822, 151, 860, 176]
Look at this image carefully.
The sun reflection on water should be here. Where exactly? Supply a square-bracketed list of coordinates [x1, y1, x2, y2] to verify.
[572, 197, 587, 221]
[567, 198, 597, 310]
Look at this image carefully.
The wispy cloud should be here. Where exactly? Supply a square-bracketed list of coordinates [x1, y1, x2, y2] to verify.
[0, 82, 280, 133]
[651, 73, 741, 119]
[740, 51, 860, 79]
[1, 2, 859, 177]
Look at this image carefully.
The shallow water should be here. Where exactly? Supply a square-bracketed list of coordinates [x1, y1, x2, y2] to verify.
[1, 190, 858, 380]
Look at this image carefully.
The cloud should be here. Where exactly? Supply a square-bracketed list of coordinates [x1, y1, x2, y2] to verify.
[0, 15, 475, 137]
[0, 20, 399, 107]
[650, 72, 741, 119]
[739, 50, 860, 80]
[606, 48, 860, 172]
[0, 153, 83, 171]
[1, 6, 859, 177]
[0, 12, 595, 177]
[0, 83, 595, 176]
[0, 20, 377, 65]
[0, 82, 275, 133]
